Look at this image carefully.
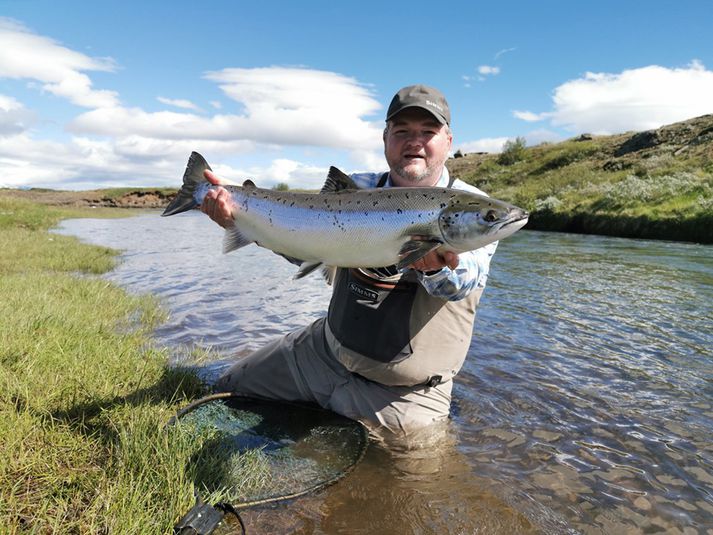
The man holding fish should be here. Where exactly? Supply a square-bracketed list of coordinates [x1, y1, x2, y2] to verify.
[180, 85, 528, 434]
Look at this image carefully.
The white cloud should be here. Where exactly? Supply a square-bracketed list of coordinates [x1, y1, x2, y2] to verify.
[0, 93, 35, 135]
[513, 110, 544, 122]
[455, 129, 561, 155]
[494, 48, 516, 60]
[0, 18, 119, 108]
[157, 96, 201, 111]
[516, 61, 713, 134]
[69, 67, 384, 151]
[203, 67, 384, 149]
[0, 22, 386, 190]
[456, 136, 511, 154]
[478, 65, 500, 76]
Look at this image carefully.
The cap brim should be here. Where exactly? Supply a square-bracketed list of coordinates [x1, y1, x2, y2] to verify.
[386, 104, 448, 125]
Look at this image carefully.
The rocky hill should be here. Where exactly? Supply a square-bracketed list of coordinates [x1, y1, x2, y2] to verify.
[448, 114, 713, 244]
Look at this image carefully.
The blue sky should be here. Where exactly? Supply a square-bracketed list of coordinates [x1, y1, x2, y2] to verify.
[1, 0, 712, 190]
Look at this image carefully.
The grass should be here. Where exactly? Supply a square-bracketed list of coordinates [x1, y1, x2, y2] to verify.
[0, 196, 249, 533]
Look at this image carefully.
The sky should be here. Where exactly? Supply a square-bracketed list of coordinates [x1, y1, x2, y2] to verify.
[0, 0, 712, 190]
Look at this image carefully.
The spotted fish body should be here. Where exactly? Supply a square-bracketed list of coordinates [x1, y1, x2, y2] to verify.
[162, 152, 529, 278]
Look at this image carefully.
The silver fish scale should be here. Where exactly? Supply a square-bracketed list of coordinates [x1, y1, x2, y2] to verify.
[230, 190, 444, 267]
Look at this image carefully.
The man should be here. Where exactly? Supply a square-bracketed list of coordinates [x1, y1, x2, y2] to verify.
[201, 85, 497, 434]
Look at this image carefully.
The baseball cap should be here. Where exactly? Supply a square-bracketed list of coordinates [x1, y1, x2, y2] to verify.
[386, 84, 450, 125]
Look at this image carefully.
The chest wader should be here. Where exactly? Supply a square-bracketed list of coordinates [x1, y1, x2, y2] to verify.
[326, 173, 482, 387]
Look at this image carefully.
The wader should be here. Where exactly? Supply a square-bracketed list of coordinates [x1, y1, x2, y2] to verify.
[326, 172, 482, 387]
[216, 172, 482, 433]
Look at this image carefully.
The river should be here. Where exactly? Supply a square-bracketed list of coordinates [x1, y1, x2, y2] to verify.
[55, 212, 713, 534]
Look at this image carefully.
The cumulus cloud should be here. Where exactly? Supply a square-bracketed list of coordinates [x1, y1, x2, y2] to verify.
[516, 61, 713, 134]
[0, 93, 35, 136]
[0, 21, 386, 189]
[0, 18, 119, 108]
[70, 67, 384, 151]
[204, 67, 383, 149]
[464, 62, 503, 86]
[478, 65, 501, 76]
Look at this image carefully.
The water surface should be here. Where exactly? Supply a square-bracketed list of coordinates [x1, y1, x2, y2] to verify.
[56, 212, 713, 534]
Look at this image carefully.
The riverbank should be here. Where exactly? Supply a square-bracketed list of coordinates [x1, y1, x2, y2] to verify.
[0, 196, 219, 532]
[449, 113, 713, 244]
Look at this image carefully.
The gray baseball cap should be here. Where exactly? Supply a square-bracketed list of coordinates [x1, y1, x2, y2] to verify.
[386, 84, 450, 125]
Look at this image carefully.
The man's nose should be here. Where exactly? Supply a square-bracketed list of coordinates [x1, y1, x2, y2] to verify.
[403, 131, 425, 146]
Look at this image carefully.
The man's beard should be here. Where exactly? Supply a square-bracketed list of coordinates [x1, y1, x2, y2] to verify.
[391, 159, 443, 184]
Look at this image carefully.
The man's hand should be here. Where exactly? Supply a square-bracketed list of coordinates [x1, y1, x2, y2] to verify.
[201, 169, 235, 229]
[410, 250, 459, 273]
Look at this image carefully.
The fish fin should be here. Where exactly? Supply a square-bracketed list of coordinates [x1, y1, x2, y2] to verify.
[320, 166, 358, 193]
[243, 179, 256, 188]
[294, 261, 323, 280]
[396, 238, 443, 270]
[162, 152, 211, 216]
[222, 224, 254, 253]
[321, 266, 337, 285]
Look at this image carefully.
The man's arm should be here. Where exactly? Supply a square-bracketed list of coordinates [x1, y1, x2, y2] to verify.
[414, 242, 498, 301]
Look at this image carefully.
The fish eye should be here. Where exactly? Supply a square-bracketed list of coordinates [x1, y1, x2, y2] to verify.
[484, 210, 498, 223]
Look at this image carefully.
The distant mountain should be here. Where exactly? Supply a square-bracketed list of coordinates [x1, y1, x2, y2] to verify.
[449, 114, 713, 243]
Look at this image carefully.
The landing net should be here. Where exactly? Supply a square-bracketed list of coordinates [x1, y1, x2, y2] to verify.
[171, 393, 369, 507]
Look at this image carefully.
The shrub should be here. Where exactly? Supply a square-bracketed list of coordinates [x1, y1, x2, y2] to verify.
[497, 137, 527, 166]
[535, 196, 563, 212]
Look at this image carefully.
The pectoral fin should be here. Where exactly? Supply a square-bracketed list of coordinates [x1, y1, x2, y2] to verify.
[294, 261, 323, 279]
[396, 238, 443, 270]
[222, 224, 254, 253]
[294, 262, 337, 284]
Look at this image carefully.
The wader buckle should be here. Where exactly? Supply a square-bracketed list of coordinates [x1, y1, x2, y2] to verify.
[425, 375, 442, 388]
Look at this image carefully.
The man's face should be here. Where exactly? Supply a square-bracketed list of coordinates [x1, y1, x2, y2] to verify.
[383, 108, 453, 187]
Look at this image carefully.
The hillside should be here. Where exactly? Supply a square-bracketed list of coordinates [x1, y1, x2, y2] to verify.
[449, 114, 713, 244]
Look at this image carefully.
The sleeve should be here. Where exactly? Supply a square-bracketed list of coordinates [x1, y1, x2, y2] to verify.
[415, 241, 498, 301]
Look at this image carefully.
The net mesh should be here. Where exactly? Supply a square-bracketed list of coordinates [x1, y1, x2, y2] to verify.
[173, 394, 368, 507]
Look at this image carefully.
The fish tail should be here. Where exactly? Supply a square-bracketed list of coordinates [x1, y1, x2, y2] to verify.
[162, 152, 211, 216]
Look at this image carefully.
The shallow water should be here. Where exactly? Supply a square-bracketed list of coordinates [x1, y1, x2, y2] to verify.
[56, 212, 713, 534]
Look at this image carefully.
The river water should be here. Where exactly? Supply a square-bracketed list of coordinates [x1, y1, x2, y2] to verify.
[56, 212, 713, 534]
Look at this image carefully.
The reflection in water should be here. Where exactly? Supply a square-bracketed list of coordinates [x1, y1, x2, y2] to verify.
[56, 212, 713, 534]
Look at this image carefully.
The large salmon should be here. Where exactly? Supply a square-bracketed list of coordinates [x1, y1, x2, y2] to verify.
[162, 152, 528, 279]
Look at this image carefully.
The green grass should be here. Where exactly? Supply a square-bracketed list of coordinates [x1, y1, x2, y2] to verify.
[0, 197, 248, 533]
[448, 127, 713, 243]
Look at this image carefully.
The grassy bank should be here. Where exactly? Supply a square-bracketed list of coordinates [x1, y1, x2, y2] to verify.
[449, 114, 713, 244]
[0, 197, 228, 533]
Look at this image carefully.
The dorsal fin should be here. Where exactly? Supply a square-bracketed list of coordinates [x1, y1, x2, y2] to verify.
[320, 166, 358, 193]
[243, 179, 256, 188]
